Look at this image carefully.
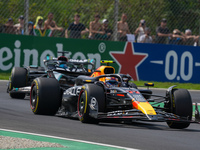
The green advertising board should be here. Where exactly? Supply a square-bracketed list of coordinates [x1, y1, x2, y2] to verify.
[0, 33, 124, 73]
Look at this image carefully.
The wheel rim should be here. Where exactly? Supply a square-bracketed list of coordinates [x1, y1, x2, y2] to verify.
[30, 84, 37, 110]
[78, 90, 85, 117]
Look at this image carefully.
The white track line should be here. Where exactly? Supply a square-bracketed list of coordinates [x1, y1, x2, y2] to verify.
[0, 80, 9, 82]
[193, 103, 200, 106]
[0, 128, 139, 150]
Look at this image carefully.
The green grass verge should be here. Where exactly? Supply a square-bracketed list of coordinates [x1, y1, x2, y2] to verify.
[134, 80, 200, 90]
[0, 73, 10, 80]
[0, 73, 200, 90]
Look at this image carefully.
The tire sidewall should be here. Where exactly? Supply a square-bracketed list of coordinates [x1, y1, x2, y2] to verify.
[78, 84, 105, 123]
[30, 79, 40, 113]
[167, 89, 192, 129]
[78, 88, 89, 122]
[9, 67, 27, 99]
[30, 77, 61, 115]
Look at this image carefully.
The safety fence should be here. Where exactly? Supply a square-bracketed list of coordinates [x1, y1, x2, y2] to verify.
[1, 0, 200, 45]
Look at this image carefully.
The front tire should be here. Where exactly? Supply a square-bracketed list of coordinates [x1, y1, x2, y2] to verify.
[167, 89, 192, 129]
[9, 67, 27, 99]
[77, 84, 105, 123]
[30, 77, 61, 115]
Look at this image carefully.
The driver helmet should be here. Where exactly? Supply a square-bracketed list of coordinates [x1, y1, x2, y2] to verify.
[104, 77, 119, 87]
[57, 56, 68, 62]
[57, 56, 68, 69]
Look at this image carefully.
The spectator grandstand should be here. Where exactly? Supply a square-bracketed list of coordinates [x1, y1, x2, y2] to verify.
[0, 0, 200, 46]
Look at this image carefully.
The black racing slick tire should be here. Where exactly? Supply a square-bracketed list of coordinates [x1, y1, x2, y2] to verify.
[30, 77, 61, 115]
[77, 84, 105, 123]
[9, 67, 27, 99]
[167, 89, 192, 129]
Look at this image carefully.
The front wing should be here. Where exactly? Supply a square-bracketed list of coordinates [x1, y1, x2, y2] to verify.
[92, 109, 200, 124]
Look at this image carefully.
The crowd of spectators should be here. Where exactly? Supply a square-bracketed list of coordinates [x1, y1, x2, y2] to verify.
[65, 14, 89, 39]
[1, 12, 200, 46]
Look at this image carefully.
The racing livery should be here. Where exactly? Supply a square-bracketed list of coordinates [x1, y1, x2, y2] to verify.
[30, 61, 200, 129]
[7, 51, 95, 99]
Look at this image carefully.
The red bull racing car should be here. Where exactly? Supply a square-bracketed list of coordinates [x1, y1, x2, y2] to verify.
[30, 60, 200, 129]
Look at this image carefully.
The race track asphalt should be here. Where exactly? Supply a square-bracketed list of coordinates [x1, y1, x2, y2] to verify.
[0, 80, 200, 150]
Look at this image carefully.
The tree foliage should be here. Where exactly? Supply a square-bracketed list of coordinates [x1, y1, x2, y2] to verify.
[1, 0, 200, 36]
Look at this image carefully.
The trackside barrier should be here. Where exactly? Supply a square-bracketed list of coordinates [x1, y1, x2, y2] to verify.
[0, 33, 200, 83]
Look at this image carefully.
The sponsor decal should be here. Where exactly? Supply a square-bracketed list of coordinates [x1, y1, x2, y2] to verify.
[98, 42, 106, 53]
[90, 97, 97, 107]
[64, 87, 82, 96]
[69, 59, 88, 63]
[1, 34, 200, 83]
[0, 40, 101, 71]
[110, 42, 147, 81]
[110, 89, 117, 93]
[89, 97, 98, 111]
[151, 50, 198, 81]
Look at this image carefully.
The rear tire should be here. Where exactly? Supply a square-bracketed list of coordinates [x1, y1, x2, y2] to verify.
[30, 77, 61, 115]
[167, 89, 192, 129]
[9, 67, 27, 99]
[78, 84, 105, 123]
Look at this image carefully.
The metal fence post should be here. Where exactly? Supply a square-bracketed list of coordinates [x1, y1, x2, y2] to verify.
[24, 0, 29, 35]
[113, 0, 119, 41]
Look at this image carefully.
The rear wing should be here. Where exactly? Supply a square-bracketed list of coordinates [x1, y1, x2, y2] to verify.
[101, 60, 115, 66]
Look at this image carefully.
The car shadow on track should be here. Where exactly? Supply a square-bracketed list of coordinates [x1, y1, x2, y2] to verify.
[57, 114, 200, 132]
[7, 96, 30, 101]
[57, 116, 200, 132]
[98, 120, 200, 132]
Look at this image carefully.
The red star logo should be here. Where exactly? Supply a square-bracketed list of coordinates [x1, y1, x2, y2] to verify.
[110, 42, 147, 81]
